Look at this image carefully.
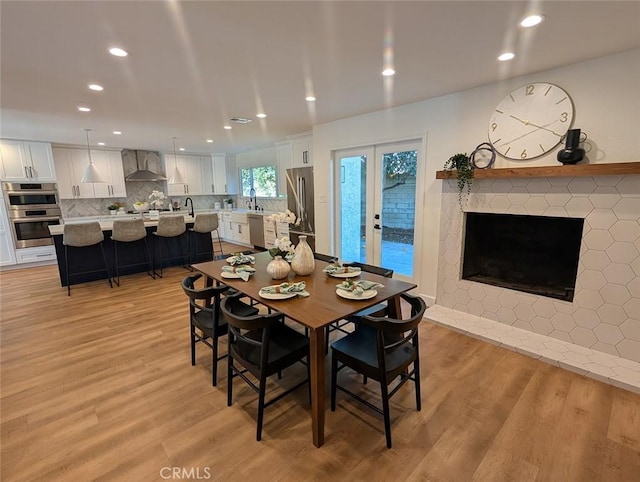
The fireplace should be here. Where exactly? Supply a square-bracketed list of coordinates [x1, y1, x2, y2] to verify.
[462, 212, 584, 302]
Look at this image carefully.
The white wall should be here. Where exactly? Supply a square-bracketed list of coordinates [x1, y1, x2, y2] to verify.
[312, 48, 640, 301]
[235, 146, 277, 168]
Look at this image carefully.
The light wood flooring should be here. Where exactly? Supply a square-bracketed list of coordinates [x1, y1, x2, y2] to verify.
[1, 242, 640, 481]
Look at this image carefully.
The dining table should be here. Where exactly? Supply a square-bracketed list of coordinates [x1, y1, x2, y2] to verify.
[192, 251, 417, 447]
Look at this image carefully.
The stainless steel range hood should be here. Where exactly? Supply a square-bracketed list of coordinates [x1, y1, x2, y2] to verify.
[123, 149, 167, 181]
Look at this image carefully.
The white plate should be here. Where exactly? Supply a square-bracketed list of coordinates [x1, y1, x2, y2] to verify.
[221, 271, 253, 279]
[259, 289, 297, 300]
[226, 255, 255, 263]
[328, 269, 361, 279]
[336, 288, 377, 300]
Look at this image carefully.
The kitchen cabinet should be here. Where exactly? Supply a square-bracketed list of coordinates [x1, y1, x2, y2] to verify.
[15, 245, 56, 264]
[276, 142, 292, 196]
[276, 135, 312, 196]
[291, 136, 313, 168]
[53, 147, 125, 199]
[166, 154, 208, 196]
[0, 196, 16, 266]
[221, 212, 250, 245]
[0, 140, 57, 182]
[212, 154, 229, 194]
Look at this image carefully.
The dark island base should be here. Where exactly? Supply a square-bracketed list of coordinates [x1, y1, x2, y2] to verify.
[52, 225, 217, 287]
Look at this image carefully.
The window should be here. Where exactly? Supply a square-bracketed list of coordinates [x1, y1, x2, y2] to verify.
[241, 165, 277, 197]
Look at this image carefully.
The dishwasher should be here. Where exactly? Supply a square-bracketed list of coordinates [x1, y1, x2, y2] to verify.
[247, 214, 265, 249]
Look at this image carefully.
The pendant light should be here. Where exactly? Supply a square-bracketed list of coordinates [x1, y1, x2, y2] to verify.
[80, 128, 106, 183]
[167, 136, 186, 184]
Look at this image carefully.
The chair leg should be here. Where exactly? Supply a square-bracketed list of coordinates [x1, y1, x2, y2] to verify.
[190, 325, 196, 366]
[142, 238, 153, 279]
[380, 380, 392, 449]
[214, 229, 224, 257]
[414, 358, 422, 411]
[65, 245, 71, 296]
[256, 373, 267, 441]
[99, 243, 113, 288]
[227, 356, 234, 406]
[112, 240, 120, 287]
[211, 334, 218, 387]
[330, 352, 338, 411]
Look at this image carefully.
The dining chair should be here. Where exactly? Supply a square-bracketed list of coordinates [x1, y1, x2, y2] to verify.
[181, 274, 258, 386]
[325, 261, 394, 349]
[313, 252, 337, 263]
[63, 222, 113, 296]
[330, 292, 426, 448]
[221, 292, 310, 441]
[111, 218, 152, 286]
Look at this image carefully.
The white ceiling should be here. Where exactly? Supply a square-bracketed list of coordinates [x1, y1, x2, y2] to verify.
[1, 1, 639, 155]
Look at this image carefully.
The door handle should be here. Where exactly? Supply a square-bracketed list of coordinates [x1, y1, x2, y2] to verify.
[374, 214, 380, 220]
[25, 166, 29, 178]
[374, 224, 381, 230]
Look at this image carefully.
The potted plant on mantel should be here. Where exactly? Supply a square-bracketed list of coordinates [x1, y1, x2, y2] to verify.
[443, 153, 474, 209]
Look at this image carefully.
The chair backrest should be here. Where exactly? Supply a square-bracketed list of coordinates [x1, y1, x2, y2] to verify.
[220, 293, 284, 368]
[192, 213, 218, 233]
[181, 274, 229, 320]
[345, 261, 393, 278]
[314, 252, 337, 263]
[155, 216, 186, 237]
[361, 293, 426, 359]
[111, 218, 147, 242]
[63, 222, 104, 247]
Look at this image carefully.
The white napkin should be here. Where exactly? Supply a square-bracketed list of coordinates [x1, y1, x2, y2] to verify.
[260, 281, 310, 297]
[227, 253, 255, 266]
[221, 265, 256, 281]
[336, 279, 384, 295]
[323, 263, 361, 275]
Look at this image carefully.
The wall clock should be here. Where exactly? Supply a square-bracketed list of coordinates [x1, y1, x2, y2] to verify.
[488, 82, 574, 160]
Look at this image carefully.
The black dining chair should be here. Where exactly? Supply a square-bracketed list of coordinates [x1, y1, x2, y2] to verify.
[221, 292, 310, 441]
[325, 261, 394, 349]
[330, 292, 426, 448]
[181, 274, 258, 386]
[313, 252, 337, 263]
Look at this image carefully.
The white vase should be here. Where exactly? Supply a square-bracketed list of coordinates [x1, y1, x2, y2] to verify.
[266, 255, 290, 280]
[291, 235, 315, 276]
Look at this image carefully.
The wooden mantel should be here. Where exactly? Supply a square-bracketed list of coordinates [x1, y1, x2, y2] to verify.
[435, 161, 640, 180]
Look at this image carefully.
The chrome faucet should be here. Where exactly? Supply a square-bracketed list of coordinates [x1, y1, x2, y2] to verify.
[185, 197, 194, 217]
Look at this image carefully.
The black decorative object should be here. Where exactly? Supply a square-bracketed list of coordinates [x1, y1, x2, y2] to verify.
[470, 142, 496, 169]
[557, 128, 586, 165]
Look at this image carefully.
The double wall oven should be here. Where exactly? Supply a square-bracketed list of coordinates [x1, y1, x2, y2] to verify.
[3, 182, 61, 248]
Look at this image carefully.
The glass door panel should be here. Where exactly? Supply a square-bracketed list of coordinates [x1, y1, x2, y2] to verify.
[337, 150, 370, 263]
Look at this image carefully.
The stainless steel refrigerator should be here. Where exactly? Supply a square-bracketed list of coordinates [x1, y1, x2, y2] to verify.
[285, 167, 315, 251]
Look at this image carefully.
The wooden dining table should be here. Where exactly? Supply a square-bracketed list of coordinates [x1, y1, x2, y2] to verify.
[192, 251, 417, 447]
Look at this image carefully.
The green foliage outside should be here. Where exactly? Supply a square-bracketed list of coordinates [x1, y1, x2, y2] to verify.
[383, 150, 417, 189]
[241, 165, 277, 197]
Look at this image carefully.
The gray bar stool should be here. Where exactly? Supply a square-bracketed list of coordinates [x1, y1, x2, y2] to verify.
[189, 213, 224, 265]
[63, 222, 113, 296]
[111, 218, 152, 286]
[152, 216, 187, 278]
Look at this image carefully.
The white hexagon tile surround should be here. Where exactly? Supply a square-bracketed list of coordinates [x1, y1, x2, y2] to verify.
[436, 174, 640, 393]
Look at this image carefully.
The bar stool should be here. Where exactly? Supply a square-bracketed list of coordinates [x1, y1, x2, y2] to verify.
[189, 213, 224, 265]
[152, 216, 187, 278]
[63, 222, 113, 296]
[111, 218, 152, 286]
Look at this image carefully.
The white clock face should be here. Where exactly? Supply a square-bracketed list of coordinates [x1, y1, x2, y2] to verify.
[488, 83, 574, 160]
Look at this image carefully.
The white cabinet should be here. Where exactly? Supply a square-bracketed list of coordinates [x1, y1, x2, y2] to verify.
[291, 136, 312, 168]
[166, 154, 208, 196]
[215, 212, 226, 239]
[220, 212, 250, 245]
[212, 154, 229, 194]
[15, 245, 56, 264]
[276, 142, 292, 196]
[0, 196, 16, 266]
[53, 147, 126, 199]
[0, 140, 57, 182]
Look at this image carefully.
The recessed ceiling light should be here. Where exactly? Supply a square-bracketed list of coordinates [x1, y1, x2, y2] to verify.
[382, 68, 396, 77]
[521, 15, 545, 28]
[224, 125, 232, 130]
[97, 142, 105, 146]
[88, 84, 104, 91]
[498, 52, 515, 61]
[77, 106, 91, 112]
[109, 47, 128, 57]
[206, 139, 213, 143]
[256, 113, 267, 118]
[113, 131, 122, 135]
[179, 147, 185, 151]
[305, 96, 316, 102]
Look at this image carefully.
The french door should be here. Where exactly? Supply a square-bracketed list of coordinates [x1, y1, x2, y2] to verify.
[334, 140, 420, 281]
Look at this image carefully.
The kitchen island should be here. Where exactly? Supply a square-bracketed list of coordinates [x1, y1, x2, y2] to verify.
[48, 214, 214, 287]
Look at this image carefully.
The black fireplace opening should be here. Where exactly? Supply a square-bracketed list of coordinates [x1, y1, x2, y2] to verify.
[462, 212, 584, 302]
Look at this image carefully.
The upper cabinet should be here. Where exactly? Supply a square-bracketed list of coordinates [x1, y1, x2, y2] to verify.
[0, 140, 56, 182]
[276, 134, 312, 195]
[53, 147, 126, 199]
[166, 154, 209, 196]
[212, 154, 229, 194]
[291, 136, 313, 168]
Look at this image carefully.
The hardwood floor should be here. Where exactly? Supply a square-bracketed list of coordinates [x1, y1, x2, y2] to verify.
[1, 244, 639, 481]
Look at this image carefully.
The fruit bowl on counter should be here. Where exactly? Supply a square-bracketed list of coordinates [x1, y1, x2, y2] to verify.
[133, 202, 149, 212]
